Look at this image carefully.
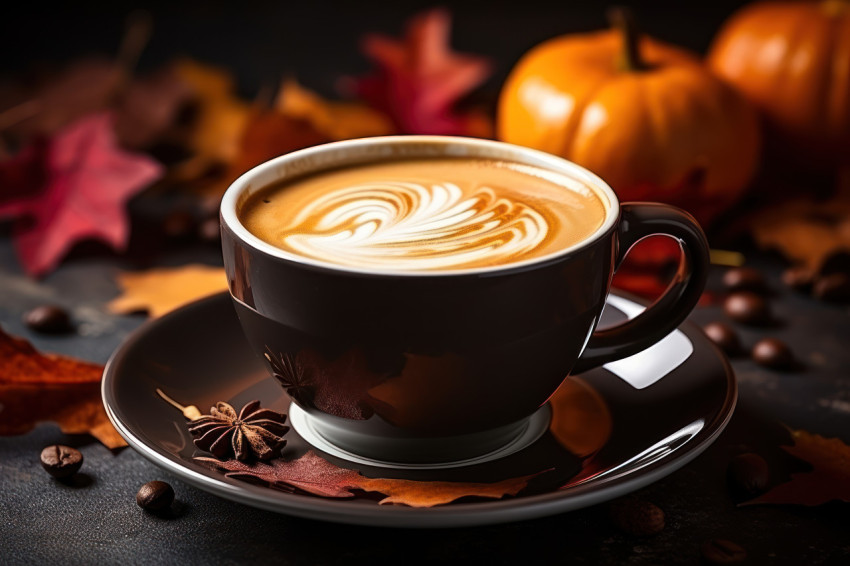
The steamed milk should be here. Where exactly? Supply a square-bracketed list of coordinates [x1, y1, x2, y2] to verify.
[239, 158, 607, 271]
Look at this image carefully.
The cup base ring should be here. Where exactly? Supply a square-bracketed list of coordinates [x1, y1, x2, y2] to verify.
[289, 403, 552, 470]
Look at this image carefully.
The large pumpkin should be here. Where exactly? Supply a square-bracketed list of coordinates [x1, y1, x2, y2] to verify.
[708, 0, 850, 166]
[497, 10, 761, 227]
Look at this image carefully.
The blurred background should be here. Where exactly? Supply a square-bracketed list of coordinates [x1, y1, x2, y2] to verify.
[1, 0, 753, 96]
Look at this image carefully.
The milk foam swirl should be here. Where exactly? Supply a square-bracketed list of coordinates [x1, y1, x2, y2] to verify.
[282, 181, 551, 270]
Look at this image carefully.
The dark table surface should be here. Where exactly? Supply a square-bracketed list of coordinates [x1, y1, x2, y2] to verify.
[2, 2, 850, 564]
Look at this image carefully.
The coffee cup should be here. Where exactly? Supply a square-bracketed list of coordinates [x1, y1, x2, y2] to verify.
[220, 136, 709, 466]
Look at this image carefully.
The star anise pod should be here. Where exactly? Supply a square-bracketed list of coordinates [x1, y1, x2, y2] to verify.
[187, 400, 289, 461]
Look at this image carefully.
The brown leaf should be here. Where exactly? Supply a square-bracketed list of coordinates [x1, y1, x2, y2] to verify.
[196, 450, 545, 507]
[0, 326, 125, 448]
[1, 58, 126, 145]
[108, 264, 228, 318]
[113, 67, 194, 150]
[744, 428, 850, 506]
[750, 189, 850, 272]
[276, 78, 394, 141]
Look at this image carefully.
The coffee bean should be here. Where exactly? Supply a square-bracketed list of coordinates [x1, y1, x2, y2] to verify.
[700, 539, 747, 564]
[781, 266, 815, 292]
[727, 453, 769, 496]
[23, 305, 72, 334]
[703, 322, 741, 356]
[608, 497, 665, 536]
[723, 291, 772, 326]
[813, 273, 850, 303]
[722, 267, 768, 294]
[40, 445, 83, 479]
[136, 480, 175, 511]
[752, 338, 795, 370]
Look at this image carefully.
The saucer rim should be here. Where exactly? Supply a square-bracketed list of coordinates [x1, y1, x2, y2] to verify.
[102, 292, 737, 528]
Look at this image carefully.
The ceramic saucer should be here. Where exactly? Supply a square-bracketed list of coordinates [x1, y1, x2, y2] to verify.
[102, 292, 736, 528]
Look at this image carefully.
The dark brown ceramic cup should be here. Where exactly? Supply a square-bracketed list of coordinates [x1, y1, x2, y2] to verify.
[220, 136, 709, 466]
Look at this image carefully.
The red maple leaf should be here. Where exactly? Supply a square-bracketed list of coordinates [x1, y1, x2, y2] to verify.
[0, 112, 162, 276]
[349, 8, 492, 135]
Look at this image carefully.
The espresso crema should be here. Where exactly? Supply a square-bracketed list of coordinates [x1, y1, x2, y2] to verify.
[239, 158, 607, 271]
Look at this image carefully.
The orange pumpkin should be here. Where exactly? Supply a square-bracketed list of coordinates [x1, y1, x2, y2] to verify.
[497, 10, 761, 227]
[708, 0, 850, 166]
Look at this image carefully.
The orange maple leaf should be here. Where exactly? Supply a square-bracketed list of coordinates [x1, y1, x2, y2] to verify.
[0, 326, 125, 449]
[744, 428, 850, 506]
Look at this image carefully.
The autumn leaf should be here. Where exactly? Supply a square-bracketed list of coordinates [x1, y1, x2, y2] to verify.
[196, 450, 545, 507]
[0, 112, 163, 277]
[196, 108, 328, 200]
[168, 59, 252, 180]
[108, 264, 228, 318]
[0, 13, 151, 145]
[0, 58, 126, 145]
[113, 67, 194, 150]
[744, 428, 850, 507]
[0, 326, 125, 449]
[347, 8, 493, 136]
[276, 78, 394, 141]
[750, 189, 850, 273]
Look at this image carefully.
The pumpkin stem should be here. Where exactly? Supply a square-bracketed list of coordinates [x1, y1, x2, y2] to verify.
[608, 6, 648, 72]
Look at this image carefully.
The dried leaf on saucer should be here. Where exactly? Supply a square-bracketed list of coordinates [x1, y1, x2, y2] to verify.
[750, 189, 850, 272]
[347, 7, 493, 136]
[108, 264, 228, 318]
[743, 428, 850, 506]
[0, 326, 125, 449]
[276, 78, 394, 141]
[0, 112, 163, 277]
[196, 450, 546, 507]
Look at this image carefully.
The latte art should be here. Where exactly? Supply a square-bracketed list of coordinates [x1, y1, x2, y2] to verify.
[240, 158, 607, 272]
[282, 181, 550, 270]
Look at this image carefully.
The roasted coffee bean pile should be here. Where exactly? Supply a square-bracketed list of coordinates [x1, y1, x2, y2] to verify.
[704, 266, 797, 370]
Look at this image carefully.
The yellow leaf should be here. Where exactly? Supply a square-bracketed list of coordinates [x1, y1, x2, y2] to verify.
[108, 264, 228, 318]
[276, 78, 394, 141]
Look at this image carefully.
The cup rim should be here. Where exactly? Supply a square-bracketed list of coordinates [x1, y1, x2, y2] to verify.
[220, 135, 620, 277]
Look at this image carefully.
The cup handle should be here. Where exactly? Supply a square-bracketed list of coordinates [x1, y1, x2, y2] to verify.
[570, 203, 710, 375]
